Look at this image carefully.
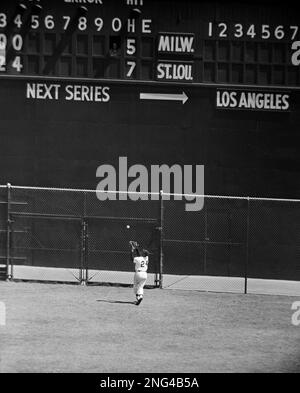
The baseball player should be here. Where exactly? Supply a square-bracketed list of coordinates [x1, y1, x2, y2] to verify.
[129, 241, 149, 306]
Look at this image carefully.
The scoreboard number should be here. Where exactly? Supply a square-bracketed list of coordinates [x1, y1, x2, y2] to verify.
[12, 35, 23, 51]
[262, 25, 271, 39]
[218, 23, 227, 38]
[0, 13, 7, 28]
[291, 41, 300, 66]
[95, 18, 104, 32]
[14, 14, 22, 29]
[290, 26, 299, 40]
[274, 26, 284, 40]
[45, 15, 55, 30]
[78, 17, 88, 31]
[247, 25, 256, 39]
[126, 61, 136, 78]
[31, 15, 40, 29]
[0, 33, 7, 50]
[63, 16, 71, 30]
[112, 18, 122, 32]
[12, 56, 23, 72]
[234, 24, 243, 38]
[127, 39, 137, 56]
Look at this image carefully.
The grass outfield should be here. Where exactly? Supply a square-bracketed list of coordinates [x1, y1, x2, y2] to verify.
[0, 281, 299, 373]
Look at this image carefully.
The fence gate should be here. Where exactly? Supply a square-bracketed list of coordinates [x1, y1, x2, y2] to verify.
[10, 213, 83, 283]
[162, 197, 248, 293]
[203, 198, 248, 276]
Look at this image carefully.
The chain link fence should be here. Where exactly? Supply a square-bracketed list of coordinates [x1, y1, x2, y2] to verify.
[162, 195, 248, 293]
[246, 198, 300, 295]
[0, 184, 299, 295]
[85, 191, 160, 285]
[0, 186, 161, 286]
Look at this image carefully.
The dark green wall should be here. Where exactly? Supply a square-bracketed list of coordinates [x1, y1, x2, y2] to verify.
[0, 79, 299, 198]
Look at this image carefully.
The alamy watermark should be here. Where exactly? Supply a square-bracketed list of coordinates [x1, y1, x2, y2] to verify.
[0, 301, 6, 326]
[291, 301, 300, 326]
[96, 157, 204, 212]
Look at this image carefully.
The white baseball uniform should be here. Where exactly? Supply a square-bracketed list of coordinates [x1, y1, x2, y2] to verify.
[133, 256, 149, 297]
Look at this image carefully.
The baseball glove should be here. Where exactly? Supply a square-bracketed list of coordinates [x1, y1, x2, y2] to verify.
[129, 240, 139, 249]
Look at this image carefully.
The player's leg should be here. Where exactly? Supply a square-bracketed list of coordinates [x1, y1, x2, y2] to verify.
[135, 277, 142, 303]
[135, 272, 147, 305]
[133, 273, 138, 296]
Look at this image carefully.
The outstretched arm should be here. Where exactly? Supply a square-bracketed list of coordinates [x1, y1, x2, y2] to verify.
[129, 241, 139, 261]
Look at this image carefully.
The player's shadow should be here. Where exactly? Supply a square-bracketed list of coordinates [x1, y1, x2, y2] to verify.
[97, 299, 136, 305]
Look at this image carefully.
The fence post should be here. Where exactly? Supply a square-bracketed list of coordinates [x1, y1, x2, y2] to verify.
[158, 190, 164, 289]
[80, 218, 87, 286]
[79, 218, 83, 285]
[245, 197, 250, 294]
[6, 183, 12, 280]
[83, 191, 88, 285]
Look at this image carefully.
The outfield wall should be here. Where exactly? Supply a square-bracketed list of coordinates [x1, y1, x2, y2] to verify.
[0, 78, 299, 199]
[0, 0, 299, 290]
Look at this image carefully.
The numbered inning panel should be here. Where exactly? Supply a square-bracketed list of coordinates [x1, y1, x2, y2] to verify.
[0, 0, 300, 86]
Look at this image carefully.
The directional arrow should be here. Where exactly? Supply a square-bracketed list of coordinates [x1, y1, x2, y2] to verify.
[140, 91, 188, 105]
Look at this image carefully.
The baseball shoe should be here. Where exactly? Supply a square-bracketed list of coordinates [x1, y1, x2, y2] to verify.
[136, 296, 143, 306]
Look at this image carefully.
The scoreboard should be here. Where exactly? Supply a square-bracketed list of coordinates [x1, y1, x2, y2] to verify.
[0, 0, 299, 198]
[0, 0, 299, 86]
